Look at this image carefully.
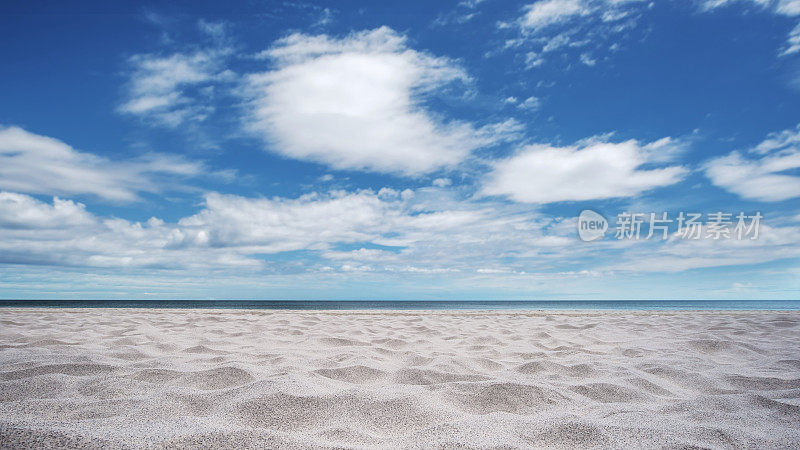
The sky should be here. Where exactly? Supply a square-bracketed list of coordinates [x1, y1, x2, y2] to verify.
[1, 0, 799, 300]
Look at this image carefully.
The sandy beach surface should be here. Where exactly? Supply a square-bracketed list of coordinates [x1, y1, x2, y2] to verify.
[1, 309, 799, 448]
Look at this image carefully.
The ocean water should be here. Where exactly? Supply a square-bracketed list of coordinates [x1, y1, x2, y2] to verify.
[0, 300, 799, 310]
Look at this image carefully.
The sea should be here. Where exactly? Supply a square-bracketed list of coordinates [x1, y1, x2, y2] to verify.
[1, 300, 799, 310]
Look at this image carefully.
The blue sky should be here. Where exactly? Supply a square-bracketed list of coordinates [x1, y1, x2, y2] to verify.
[1, 0, 799, 300]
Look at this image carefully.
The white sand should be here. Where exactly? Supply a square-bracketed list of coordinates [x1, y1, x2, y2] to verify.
[1, 309, 799, 448]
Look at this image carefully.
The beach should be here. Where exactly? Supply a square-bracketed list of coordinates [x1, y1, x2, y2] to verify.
[1, 309, 799, 448]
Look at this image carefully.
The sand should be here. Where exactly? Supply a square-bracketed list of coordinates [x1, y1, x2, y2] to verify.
[1, 308, 799, 448]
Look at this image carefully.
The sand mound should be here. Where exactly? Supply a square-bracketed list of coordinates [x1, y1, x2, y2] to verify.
[515, 360, 597, 378]
[314, 365, 386, 383]
[128, 368, 183, 383]
[181, 366, 254, 390]
[530, 421, 611, 447]
[236, 393, 335, 431]
[570, 382, 645, 403]
[393, 368, 487, 385]
[445, 382, 566, 414]
[1, 363, 114, 380]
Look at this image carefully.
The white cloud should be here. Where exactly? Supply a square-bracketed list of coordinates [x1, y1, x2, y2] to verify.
[506, 0, 645, 67]
[177, 191, 399, 252]
[243, 27, 513, 175]
[520, 0, 590, 30]
[609, 222, 800, 272]
[579, 53, 597, 66]
[782, 22, 800, 55]
[313, 8, 335, 27]
[518, 96, 541, 110]
[0, 186, 579, 274]
[700, 0, 799, 15]
[542, 33, 572, 52]
[119, 48, 232, 127]
[0, 126, 204, 202]
[322, 248, 399, 261]
[481, 137, 687, 203]
[198, 20, 228, 40]
[507, 0, 800, 66]
[0, 192, 94, 229]
[752, 122, 800, 154]
[434, 0, 487, 26]
[704, 123, 800, 202]
[0, 191, 255, 268]
[432, 177, 452, 187]
[524, 51, 546, 68]
[779, 0, 800, 15]
[1, 187, 797, 285]
[704, 153, 800, 202]
[700, 0, 800, 55]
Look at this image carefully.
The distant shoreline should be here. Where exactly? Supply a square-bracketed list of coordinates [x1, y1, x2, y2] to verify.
[1, 299, 799, 310]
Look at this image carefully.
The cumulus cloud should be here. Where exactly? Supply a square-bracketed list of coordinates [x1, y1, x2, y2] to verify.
[242, 27, 514, 175]
[177, 191, 399, 252]
[0, 126, 204, 202]
[481, 137, 687, 203]
[0, 193, 260, 269]
[0, 192, 95, 229]
[704, 123, 800, 202]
